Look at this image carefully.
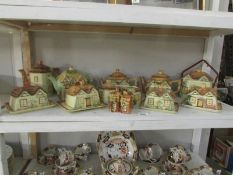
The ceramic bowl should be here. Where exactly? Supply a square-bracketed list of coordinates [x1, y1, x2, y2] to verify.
[104, 158, 140, 175]
[54, 159, 77, 175]
[139, 144, 163, 163]
[186, 165, 214, 175]
[167, 145, 191, 164]
[162, 159, 187, 175]
[74, 144, 91, 161]
[78, 168, 95, 175]
[38, 145, 58, 165]
[142, 166, 160, 175]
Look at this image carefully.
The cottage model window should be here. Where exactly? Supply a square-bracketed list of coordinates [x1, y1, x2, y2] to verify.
[190, 97, 196, 103]
[164, 100, 170, 107]
[34, 76, 39, 82]
[39, 97, 46, 104]
[148, 98, 154, 106]
[207, 99, 213, 106]
[20, 99, 28, 107]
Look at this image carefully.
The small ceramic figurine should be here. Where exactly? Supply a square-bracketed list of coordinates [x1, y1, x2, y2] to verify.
[53, 148, 78, 175]
[139, 144, 163, 163]
[180, 60, 222, 112]
[109, 89, 133, 114]
[73, 144, 91, 161]
[100, 69, 141, 106]
[6, 70, 55, 114]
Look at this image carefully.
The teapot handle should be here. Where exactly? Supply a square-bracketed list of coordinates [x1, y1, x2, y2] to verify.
[180, 59, 219, 87]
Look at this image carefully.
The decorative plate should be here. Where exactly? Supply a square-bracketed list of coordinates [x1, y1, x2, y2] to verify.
[97, 131, 138, 164]
[104, 158, 140, 175]
[74, 144, 91, 161]
[186, 165, 214, 175]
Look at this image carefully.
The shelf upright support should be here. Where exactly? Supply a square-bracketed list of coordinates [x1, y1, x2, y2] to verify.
[192, 0, 229, 160]
[0, 134, 9, 175]
[20, 30, 38, 159]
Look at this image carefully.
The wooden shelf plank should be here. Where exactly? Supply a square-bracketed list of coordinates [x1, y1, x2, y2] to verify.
[0, 0, 233, 35]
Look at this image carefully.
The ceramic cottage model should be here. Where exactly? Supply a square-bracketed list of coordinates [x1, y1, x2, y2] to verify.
[7, 70, 55, 114]
[59, 83, 104, 112]
[143, 89, 178, 113]
[181, 59, 222, 112]
[29, 60, 53, 94]
[142, 71, 180, 113]
[100, 69, 141, 106]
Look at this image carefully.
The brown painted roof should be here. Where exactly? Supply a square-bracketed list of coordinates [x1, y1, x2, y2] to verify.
[30, 60, 51, 73]
[67, 84, 95, 96]
[147, 89, 175, 99]
[11, 86, 43, 97]
[187, 70, 212, 81]
[151, 70, 170, 81]
[108, 69, 128, 80]
[189, 88, 217, 96]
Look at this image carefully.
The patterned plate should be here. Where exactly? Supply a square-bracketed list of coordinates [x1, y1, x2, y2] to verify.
[97, 131, 138, 163]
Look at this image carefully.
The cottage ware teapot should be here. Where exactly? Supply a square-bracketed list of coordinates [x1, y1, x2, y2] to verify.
[48, 66, 88, 101]
[139, 144, 163, 163]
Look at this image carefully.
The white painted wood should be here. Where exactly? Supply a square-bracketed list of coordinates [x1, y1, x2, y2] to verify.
[19, 133, 32, 159]
[11, 32, 23, 87]
[0, 102, 233, 132]
[0, 1, 233, 33]
[191, 129, 202, 154]
[0, 134, 9, 175]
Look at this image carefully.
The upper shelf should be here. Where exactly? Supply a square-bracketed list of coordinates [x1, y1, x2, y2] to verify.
[0, 93, 233, 132]
[0, 0, 233, 36]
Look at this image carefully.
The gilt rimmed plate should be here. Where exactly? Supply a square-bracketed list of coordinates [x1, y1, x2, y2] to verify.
[96, 131, 138, 163]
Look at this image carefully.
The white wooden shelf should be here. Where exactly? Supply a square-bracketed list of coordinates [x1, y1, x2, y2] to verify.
[1, 93, 233, 132]
[0, 0, 233, 35]
[23, 153, 207, 175]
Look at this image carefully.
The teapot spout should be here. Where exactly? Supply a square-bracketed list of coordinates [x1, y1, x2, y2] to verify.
[48, 76, 62, 95]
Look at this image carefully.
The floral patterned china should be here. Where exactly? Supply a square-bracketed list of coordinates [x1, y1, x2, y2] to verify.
[38, 145, 58, 165]
[162, 159, 187, 175]
[141, 166, 160, 175]
[186, 165, 214, 175]
[105, 158, 140, 175]
[139, 144, 163, 163]
[78, 168, 95, 175]
[97, 131, 138, 164]
[167, 145, 191, 164]
[74, 144, 91, 161]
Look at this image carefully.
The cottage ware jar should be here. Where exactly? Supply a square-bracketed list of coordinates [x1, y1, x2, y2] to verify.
[139, 144, 163, 163]
[48, 66, 88, 101]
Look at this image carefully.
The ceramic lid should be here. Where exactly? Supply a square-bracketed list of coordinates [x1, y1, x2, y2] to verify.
[11, 86, 44, 97]
[57, 66, 87, 84]
[108, 69, 128, 80]
[30, 60, 51, 73]
[188, 69, 213, 81]
[67, 84, 94, 96]
[151, 71, 170, 82]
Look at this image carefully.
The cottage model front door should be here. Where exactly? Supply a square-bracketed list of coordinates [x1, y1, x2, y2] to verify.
[86, 98, 91, 107]
[197, 99, 203, 107]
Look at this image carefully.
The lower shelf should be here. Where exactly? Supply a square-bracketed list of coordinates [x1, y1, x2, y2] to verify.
[206, 157, 232, 175]
[22, 153, 208, 175]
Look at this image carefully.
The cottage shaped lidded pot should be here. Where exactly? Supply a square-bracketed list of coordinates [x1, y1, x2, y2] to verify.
[48, 66, 88, 101]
